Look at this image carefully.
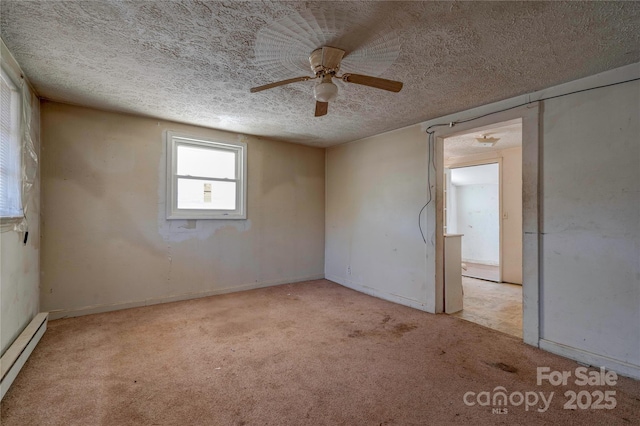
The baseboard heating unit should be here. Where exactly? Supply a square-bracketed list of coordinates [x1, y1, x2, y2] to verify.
[1, 312, 48, 399]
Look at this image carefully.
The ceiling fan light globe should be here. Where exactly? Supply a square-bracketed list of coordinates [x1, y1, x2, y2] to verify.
[314, 81, 338, 102]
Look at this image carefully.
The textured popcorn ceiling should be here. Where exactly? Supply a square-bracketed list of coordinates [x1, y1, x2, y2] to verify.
[1, 1, 639, 147]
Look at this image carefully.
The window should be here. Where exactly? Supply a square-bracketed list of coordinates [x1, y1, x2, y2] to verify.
[0, 67, 22, 219]
[166, 132, 246, 219]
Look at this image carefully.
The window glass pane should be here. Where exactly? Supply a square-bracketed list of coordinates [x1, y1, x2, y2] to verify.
[177, 144, 235, 179]
[0, 68, 22, 218]
[177, 179, 236, 210]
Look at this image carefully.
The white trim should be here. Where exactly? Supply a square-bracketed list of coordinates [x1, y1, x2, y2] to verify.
[165, 131, 247, 220]
[1, 313, 48, 400]
[48, 275, 325, 320]
[445, 157, 504, 169]
[539, 339, 640, 380]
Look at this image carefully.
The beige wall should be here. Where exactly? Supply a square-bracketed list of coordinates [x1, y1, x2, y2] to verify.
[445, 147, 523, 284]
[540, 79, 639, 370]
[325, 124, 435, 311]
[0, 41, 41, 353]
[325, 63, 639, 377]
[41, 102, 325, 317]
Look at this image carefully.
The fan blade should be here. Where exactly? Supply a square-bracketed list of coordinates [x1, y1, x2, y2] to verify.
[250, 76, 311, 93]
[341, 73, 403, 92]
[315, 101, 328, 117]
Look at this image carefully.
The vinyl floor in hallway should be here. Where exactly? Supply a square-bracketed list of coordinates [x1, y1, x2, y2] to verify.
[452, 276, 522, 338]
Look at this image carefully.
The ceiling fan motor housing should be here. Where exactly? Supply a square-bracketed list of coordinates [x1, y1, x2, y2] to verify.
[309, 46, 345, 76]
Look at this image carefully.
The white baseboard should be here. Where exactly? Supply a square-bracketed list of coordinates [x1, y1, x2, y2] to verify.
[1, 313, 48, 400]
[48, 274, 325, 320]
[326, 274, 431, 313]
[539, 339, 640, 380]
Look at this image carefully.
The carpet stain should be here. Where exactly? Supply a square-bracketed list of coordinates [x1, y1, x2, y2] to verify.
[381, 314, 391, 324]
[348, 330, 365, 338]
[348, 322, 417, 339]
[392, 323, 417, 336]
[5, 280, 640, 425]
[487, 362, 518, 373]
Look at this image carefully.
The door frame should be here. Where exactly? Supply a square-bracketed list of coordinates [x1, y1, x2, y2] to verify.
[433, 103, 540, 346]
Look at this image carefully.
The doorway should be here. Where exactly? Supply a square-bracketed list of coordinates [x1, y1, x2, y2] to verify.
[440, 119, 523, 338]
[446, 162, 501, 281]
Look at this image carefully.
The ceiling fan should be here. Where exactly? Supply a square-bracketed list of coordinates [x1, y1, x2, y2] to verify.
[250, 46, 403, 117]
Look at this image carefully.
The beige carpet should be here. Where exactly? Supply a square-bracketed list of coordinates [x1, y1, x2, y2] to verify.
[2, 280, 639, 425]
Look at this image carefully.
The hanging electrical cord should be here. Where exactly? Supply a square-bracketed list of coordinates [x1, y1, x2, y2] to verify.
[418, 131, 434, 243]
[418, 76, 640, 244]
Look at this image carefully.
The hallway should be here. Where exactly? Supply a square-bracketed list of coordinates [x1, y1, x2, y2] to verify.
[451, 277, 522, 338]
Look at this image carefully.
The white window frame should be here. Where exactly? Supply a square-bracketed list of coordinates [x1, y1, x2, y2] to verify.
[0, 65, 23, 222]
[166, 132, 247, 220]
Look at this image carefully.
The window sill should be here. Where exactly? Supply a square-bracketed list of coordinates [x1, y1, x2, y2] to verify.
[166, 213, 247, 220]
